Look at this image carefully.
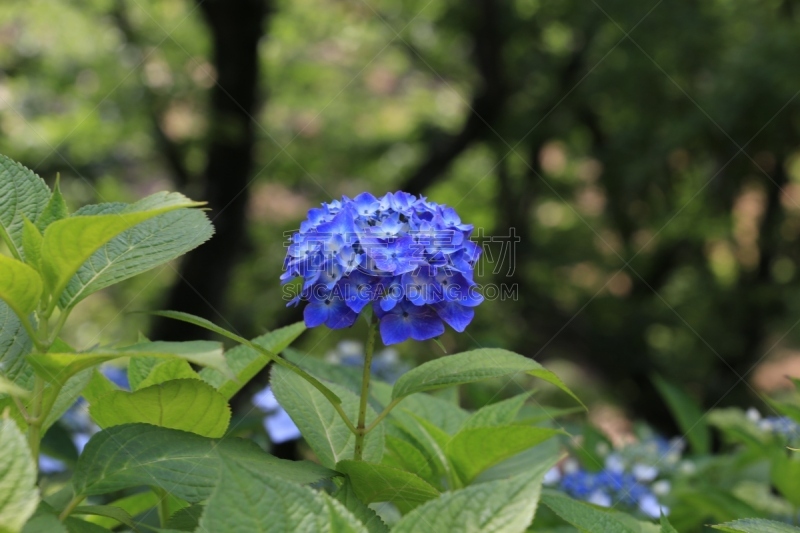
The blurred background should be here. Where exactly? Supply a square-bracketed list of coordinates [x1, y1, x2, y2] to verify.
[3, 0, 800, 433]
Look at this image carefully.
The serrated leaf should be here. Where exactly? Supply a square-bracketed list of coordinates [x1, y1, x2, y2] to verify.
[0, 418, 39, 532]
[541, 490, 640, 533]
[333, 480, 389, 533]
[72, 424, 335, 500]
[392, 460, 554, 533]
[447, 425, 562, 485]
[391, 349, 583, 407]
[164, 504, 203, 531]
[0, 155, 51, 260]
[21, 218, 43, 272]
[199, 458, 368, 533]
[36, 182, 68, 232]
[90, 379, 230, 437]
[199, 321, 306, 399]
[271, 365, 383, 468]
[27, 340, 229, 385]
[40, 192, 205, 306]
[336, 460, 440, 507]
[0, 301, 35, 390]
[459, 392, 531, 431]
[0, 255, 43, 321]
[653, 375, 710, 454]
[126, 357, 161, 391]
[59, 206, 213, 310]
[712, 519, 800, 533]
[137, 360, 199, 389]
[381, 435, 436, 485]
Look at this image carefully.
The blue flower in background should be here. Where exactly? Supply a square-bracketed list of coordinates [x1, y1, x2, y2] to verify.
[283, 191, 482, 344]
[747, 408, 800, 440]
[252, 386, 302, 444]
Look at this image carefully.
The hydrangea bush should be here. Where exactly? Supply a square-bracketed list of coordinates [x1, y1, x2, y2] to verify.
[0, 154, 798, 533]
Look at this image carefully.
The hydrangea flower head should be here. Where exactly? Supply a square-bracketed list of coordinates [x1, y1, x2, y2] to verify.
[283, 192, 482, 344]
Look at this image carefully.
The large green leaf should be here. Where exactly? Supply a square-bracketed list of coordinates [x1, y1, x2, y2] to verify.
[40, 192, 204, 305]
[0, 255, 42, 322]
[712, 520, 800, 533]
[58, 205, 213, 310]
[333, 480, 390, 533]
[271, 365, 383, 468]
[459, 392, 531, 431]
[336, 460, 440, 506]
[540, 490, 640, 533]
[137, 359, 199, 389]
[446, 425, 562, 485]
[392, 460, 553, 533]
[381, 435, 436, 486]
[89, 379, 230, 438]
[72, 424, 336, 501]
[391, 349, 583, 407]
[199, 457, 368, 533]
[0, 418, 38, 533]
[0, 155, 51, 260]
[0, 301, 35, 389]
[653, 375, 710, 454]
[27, 340, 229, 385]
[661, 515, 680, 533]
[389, 410, 452, 486]
[199, 321, 306, 399]
[42, 368, 93, 432]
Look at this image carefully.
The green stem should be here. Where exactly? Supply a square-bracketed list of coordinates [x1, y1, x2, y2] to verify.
[155, 487, 170, 527]
[364, 397, 402, 434]
[27, 375, 44, 469]
[58, 494, 85, 521]
[353, 317, 377, 461]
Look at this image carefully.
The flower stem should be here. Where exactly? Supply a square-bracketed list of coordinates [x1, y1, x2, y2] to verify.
[353, 316, 377, 461]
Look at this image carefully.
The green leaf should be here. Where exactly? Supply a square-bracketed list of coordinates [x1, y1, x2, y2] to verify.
[72, 424, 335, 501]
[42, 368, 93, 432]
[198, 457, 368, 533]
[0, 418, 39, 533]
[459, 392, 531, 430]
[71, 506, 135, 531]
[40, 192, 204, 306]
[271, 365, 383, 468]
[333, 480, 389, 533]
[20, 512, 67, 533]
[138, 360, 199, 389]
[653, 375, 710, 454]
[389, 411, 452, 486]
[446, 425, 562, 484]
[164, 504, 203, 531]
[661, 515, 679, 533]
[391, 348, 583, 407]
[64, 517, 113, 533]
[0, 301, 35, 390]
[21, 218, 43, 272]
[390, 392, 469, 435]
[765, 396, 800, 426]
[0, 375, 30, 399]
[89, 379, 230, 438]
[540, 490, 640, 533]
[381, 435, 436, 485]
[58, 205, 213, 310]
[80, 370, 118, 405]
[770, 451, 800, 506]
[392, 460, 554, 533]
[712, 519, 800, 533]
[27, 340, 229, 385]
[708, 408, 770, 449]
[0, 255, 43, 321]
[198, 321, 306, 399]
[126, 356, 161, 391]
[79, 492, 158, 530]
[336, 460, 440, 506]
[36, 181, 69, 232]
[0, 155, 51, 260]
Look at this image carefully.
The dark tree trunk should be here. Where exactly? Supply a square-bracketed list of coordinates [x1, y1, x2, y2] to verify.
[152, 0, 270, 341]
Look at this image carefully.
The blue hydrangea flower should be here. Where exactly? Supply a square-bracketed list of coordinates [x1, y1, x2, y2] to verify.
[283, 191, 483, 345]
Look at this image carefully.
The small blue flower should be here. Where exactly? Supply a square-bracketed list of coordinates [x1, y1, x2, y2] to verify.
[282, 192, 482, 344]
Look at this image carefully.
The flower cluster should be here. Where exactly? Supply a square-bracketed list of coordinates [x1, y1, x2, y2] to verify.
[544, 435, 685, 518]
[282, 192, 483, 345]
[747, 408, 800, 440]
